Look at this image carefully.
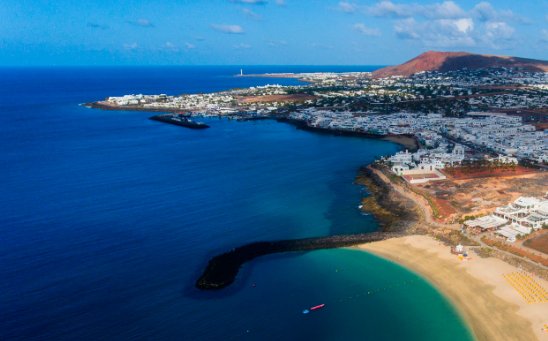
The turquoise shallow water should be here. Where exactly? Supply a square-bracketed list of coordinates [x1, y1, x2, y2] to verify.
[181, 248, 474, 340]
[0, 66, 472, 340]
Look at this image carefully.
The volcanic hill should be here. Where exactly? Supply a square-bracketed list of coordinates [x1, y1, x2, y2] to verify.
[373, 51, 548, 78]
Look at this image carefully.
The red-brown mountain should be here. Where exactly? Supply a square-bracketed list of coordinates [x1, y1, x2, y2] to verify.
[372, 51, 548, 78]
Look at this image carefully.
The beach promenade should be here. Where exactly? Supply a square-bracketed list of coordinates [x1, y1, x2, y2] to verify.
[359, 235, 548, 341]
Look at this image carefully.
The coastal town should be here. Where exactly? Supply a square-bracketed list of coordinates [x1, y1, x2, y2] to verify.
[93, 59, 548, 339]
[101, 66, 547, 124]
[9, 1, 548, 339]
[99, 65, 547, 167]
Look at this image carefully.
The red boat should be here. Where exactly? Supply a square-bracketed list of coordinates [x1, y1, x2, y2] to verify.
[310, 304, 325, 311]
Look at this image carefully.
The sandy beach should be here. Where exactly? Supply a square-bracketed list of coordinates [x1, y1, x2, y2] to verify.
[358, 235, 548, 341]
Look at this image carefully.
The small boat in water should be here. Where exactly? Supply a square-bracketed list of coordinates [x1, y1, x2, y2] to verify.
[302, 303, 325, 314]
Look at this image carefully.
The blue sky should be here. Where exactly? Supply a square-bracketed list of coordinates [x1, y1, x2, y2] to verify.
[1, 0, 547, 65]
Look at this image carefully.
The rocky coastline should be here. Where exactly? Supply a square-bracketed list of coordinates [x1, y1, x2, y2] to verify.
[86, 102, 419, 152]
[355, 165, 420, 232]
[276, 117, 419, 152]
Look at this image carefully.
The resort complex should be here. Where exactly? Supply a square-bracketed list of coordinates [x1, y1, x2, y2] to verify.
[464, 195, 548, 242]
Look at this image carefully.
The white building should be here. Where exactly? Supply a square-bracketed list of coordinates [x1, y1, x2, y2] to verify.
[494, 196, 548, 232]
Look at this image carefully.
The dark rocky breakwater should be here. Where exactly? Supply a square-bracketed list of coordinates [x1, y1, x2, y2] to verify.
[196, 164, 420, 291]
[196, 232, 402, 290]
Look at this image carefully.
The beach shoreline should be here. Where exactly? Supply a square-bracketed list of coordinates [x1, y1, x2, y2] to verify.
[358, 235, 547, 341]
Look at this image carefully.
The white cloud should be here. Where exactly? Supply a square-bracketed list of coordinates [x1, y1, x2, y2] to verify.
[426, 1, 465, 19]
[123, 42, 139, 50]
[485, 21, 514, 38]
[338, 2, 358, 13]
[452, 18, 474, 33]
[242, 8, 262, 20]
[367, 1, 525, 50]
[275, 0, 285, 5]
[393, 16, 519, 49]
[483, 21, 515, 48]
[370, 1, 466, 19]
[87, 22, 109, 30]
[369, 0, 528, 23]
[267, 40, 287, 46]
[471, 2, 527, 23]
[230, 0, 267, 4]
[185, 42, 196, 49]
[472, 2, 498, 22]
[369, 1, 411, 17]
[127, 19, 154, 27]
[233, 43, 252, 49]
[211, 24, 245, 34]
[353, 23, 381, 36]
[394, 17, 475, 47]
[541, 29, 548, 42]
[394, 18, 420, 39]
[162, 41, 178, 52]
[310, 42, 334, 49]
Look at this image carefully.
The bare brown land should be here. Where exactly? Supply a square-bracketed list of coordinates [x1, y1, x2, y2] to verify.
[359, 235, 548, 341]
[417, 171, 548, 218]
[482, 236, 548, 267]
[523, 232, 548, 255]
[442, 165, 539, 180]
[237, 94, 316, 104]
[535, 123, 548, 130]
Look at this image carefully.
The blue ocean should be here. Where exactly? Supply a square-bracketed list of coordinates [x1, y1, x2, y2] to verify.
[0, 66, 472, 340]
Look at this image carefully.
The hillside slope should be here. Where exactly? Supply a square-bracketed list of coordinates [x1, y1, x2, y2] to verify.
[373, 51, 548, 78]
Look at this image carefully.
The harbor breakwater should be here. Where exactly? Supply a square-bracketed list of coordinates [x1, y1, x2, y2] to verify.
[196, 165, 420, 290]
[196, 232, 402, 290]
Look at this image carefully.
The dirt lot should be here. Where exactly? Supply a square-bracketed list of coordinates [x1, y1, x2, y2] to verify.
[523, 231, 548, 255]
[442, 165, 537, 180]
[415, 171, 548, 221]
